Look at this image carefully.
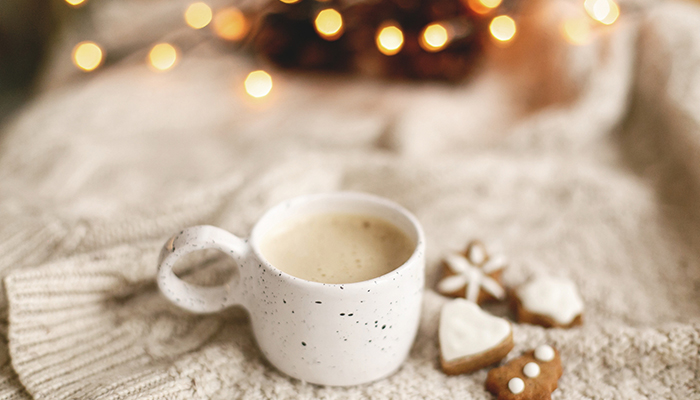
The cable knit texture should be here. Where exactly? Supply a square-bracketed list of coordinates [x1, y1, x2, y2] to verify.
[0, 0, 699, 398]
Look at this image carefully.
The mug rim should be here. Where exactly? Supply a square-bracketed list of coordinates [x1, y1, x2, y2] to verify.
[249, 191, 426, 290]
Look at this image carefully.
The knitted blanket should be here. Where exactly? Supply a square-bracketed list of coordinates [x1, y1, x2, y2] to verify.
[0, 0, 699, 398]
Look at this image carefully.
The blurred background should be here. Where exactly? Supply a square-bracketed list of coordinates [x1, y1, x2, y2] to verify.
[0, 0, 54, 123]
[0, 0, 629, 125]
[0, 0, 644, 215]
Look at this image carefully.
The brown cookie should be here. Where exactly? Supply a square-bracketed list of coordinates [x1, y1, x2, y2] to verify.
[436, 240, 507, 305]
[486, 345, 563, 400]
[512, 276, 584, 329]
[439, 299, 514, 375]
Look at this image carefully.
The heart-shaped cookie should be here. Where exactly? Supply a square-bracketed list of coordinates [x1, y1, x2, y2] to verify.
[439, 298, 514, 375]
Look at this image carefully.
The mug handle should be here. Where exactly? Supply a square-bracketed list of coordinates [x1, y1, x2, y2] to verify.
[157, 225, 250, 313]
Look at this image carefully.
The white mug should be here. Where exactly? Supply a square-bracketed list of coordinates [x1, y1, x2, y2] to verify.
[157, 192, 426, 386]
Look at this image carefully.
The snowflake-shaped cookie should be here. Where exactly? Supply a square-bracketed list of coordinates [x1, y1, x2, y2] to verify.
[436, 240, 507, 304]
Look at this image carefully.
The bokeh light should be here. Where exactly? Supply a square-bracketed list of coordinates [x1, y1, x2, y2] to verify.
[245, 70, 273, 98]
[185, 2, 213, 29]
[279, 0, 301, 4]
[314, 9, 344, 41]
[480, 0, 502, 8]
[72, 42, 103, 72]
[420, 23, 451, 52]
[212, 7, 249, 41]
[376, 23, 404, 56]
[562, 16, 592, 45]
[489, 15, 516, 42]
[466, 0, 502, 15]
[584, 0, 620, 25]
[148, 43, 178, 71]
[65, 0, 86, 7]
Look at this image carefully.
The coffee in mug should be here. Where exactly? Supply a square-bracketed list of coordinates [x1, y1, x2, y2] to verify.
[259, 213, 415, 284]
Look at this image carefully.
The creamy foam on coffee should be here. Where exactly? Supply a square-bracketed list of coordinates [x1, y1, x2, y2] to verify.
[259, 213, 415, 284]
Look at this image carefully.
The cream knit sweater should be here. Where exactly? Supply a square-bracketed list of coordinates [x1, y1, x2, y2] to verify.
[0, 0, 698, 398]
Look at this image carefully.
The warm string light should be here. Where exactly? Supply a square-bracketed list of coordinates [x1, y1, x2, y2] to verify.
[185, 2, 213, 29]
[376, 23, 404, 56]
[314, 9, 344, 41]
[480, 0, 503, 8]
[148, 43, 178, 71]
[466, 0, 502, 15]
[72, 41, 103, 72]
[212, 7, 249, 41]
[65, 0, 623, 81]
[562, 16, 592, 44]
[65, 0, 86, 7]
[420, 23, 452, 52]
[245, 70, 273, 98]
[584, 0, 619, 25]
[489, 15, 516, 42]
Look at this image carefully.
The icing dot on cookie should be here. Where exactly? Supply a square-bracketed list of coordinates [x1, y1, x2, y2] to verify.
[508, 377, 525, 394]
[535, 345, 555, 362]
[523, 362, 540, 378]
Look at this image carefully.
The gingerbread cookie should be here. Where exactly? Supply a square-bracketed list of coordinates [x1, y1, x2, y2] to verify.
[439, 298, 514, 375]
[436, 241, 507, 304]
[513, 276, 583, 328]
[486, 344, 563, 400]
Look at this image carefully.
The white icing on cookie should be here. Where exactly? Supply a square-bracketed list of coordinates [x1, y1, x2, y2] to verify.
[467, 242, 487, 265]
[437, 274, 469, 293]
[483, 254, 508, 273]
[534, 345, 555, 362]
[508, 377, 525, 394]
[438, 253, 506, 302]
[517, 276, 584, 324]
[523, 362, 540, 378]
[439, 299, 511, 362]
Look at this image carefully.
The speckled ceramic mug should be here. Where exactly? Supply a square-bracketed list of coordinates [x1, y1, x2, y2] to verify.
[157, 192, 426, 386]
